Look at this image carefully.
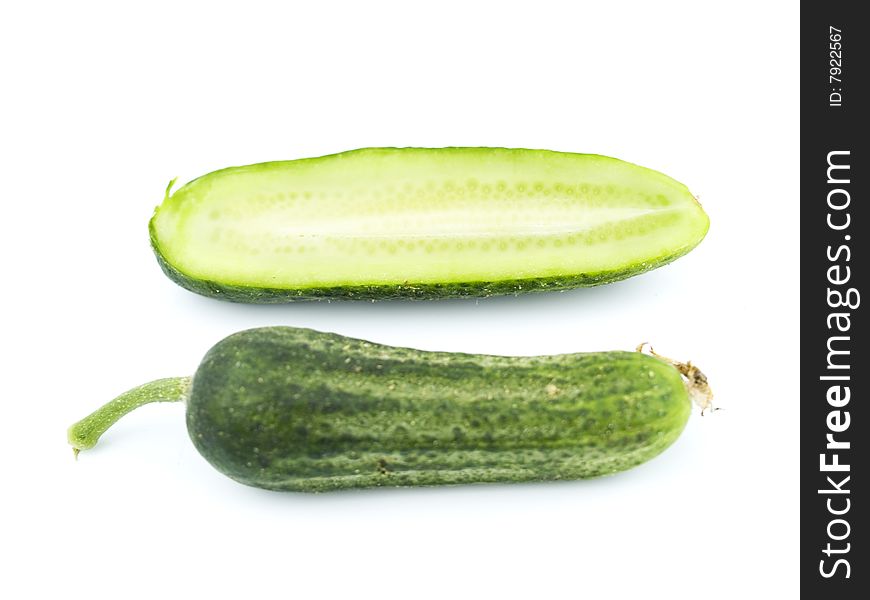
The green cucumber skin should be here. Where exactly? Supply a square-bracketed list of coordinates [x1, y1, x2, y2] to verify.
[150, 147, 709, 302]
[186, 327, 691, 492]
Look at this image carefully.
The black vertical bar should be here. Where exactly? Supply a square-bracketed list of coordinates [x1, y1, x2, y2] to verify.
[802, 2, 866, 596]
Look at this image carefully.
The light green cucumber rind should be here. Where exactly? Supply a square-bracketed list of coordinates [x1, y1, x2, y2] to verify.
[150, 147, 709, 302]
[186, 327, 691, 492]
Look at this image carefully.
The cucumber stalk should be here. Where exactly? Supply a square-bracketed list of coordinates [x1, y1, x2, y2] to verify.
[68, 377, 191, 458]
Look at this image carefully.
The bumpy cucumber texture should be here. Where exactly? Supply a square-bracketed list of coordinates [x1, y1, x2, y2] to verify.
[68, 327, 711, 492]
[149, 148, 709, 301]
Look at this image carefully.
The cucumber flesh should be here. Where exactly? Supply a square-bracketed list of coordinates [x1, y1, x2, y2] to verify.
[149, 148, 709, 301]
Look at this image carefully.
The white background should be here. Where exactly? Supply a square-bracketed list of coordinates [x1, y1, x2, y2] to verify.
[1, 1, 798, 598]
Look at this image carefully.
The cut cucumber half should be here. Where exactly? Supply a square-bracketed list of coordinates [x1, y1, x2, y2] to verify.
[149, 147, 709, 301]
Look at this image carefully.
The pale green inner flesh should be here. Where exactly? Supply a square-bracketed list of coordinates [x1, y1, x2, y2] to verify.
[152, 149, 709, 288]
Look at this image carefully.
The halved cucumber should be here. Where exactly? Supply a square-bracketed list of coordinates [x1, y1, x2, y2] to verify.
[150, 148, 709, 301]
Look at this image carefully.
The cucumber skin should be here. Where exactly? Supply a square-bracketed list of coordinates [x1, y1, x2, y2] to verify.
[149, 147, 709, 302]
[151, 237, 687, 302]
[186, 327, 691, 492]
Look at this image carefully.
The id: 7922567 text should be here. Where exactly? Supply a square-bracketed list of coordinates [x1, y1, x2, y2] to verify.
[829, 26, 843, 107]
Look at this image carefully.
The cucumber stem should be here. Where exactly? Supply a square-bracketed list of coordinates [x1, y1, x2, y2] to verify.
[68, 377, 191, 458]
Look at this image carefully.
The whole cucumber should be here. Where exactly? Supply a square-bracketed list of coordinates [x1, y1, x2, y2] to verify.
[150, 148, 709, 302]
[68, 328, 712, 492]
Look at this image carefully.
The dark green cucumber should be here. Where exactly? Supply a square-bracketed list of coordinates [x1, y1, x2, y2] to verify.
[149, 148, 709, 302]
[69, 327, 710, 492]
